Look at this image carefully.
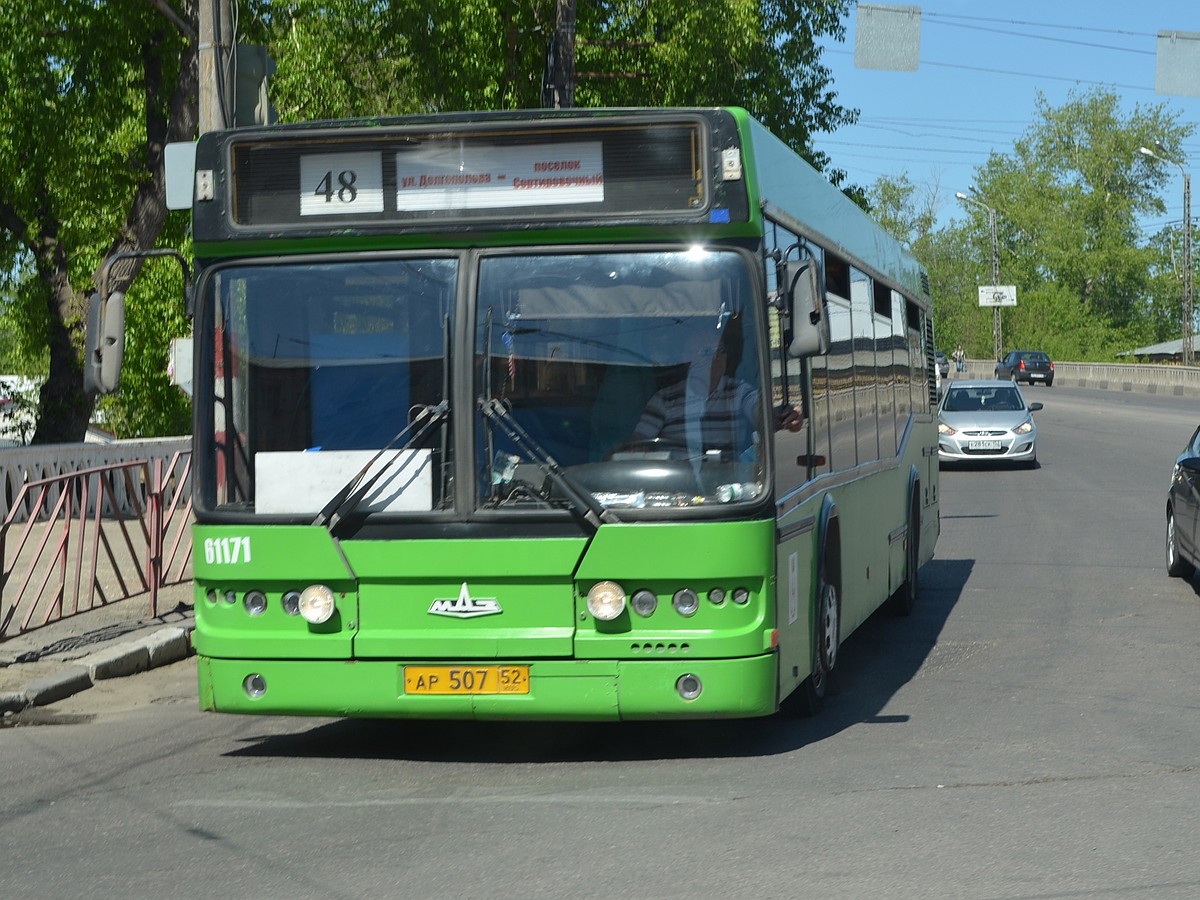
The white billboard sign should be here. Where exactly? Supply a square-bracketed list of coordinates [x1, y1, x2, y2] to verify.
[978, 285, 1017, 308]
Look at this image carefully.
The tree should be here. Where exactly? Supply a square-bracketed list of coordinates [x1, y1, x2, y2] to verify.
[247, 1, 857, 172]
[864, 173, 981, 354]
[1, 1, 857, 442]
[865, 172, 938, 250]
[959, 88, 1192, 359]
[0, 1, 197, 443]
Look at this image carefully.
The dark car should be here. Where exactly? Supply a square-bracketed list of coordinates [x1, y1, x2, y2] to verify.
[935, 349, 949, 378]
[995, 349, 1054, 386]
[1167, 425, 1200, 579]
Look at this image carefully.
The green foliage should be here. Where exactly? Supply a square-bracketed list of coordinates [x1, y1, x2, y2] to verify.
[94, 232, 193, 438]
[868, 88, 1195, 361]
[0, 0, 190, 441]
[247, 1, 857, 166]
[959, 88, 1192, 358]
[3, 1, 858, 440]
[864, 172, 937, 250]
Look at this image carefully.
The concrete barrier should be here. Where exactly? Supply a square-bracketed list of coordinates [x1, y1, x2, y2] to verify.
[957, 360, 1200, 398]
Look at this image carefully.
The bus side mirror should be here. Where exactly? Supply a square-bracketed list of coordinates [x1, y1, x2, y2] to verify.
[84, 290, 126, 394]
[786, 260, 828, 358]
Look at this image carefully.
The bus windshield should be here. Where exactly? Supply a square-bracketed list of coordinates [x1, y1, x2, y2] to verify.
[198, 248, 767, 518]
[199, 257, 456, 516]
[475, 249, 767, 510]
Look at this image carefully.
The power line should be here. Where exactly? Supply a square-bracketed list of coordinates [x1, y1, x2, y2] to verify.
[923, 12, 1159, 41]
[928, 20, 1155, 55]
[825, 47, 1154, 93]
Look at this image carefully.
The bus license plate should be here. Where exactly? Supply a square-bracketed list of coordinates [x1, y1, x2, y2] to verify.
[404, 665, 530, 695]
[968, 439, 1002, 451]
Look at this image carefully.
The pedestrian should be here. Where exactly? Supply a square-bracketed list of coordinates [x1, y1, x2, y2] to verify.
[953, 343, 965, 373]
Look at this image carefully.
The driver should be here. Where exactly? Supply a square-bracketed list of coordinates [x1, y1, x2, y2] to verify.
[629, 316, 802, 458]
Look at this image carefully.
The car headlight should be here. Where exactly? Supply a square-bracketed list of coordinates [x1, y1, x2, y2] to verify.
[1013, 420, 1033, 434]
[938, 422, 957, 436]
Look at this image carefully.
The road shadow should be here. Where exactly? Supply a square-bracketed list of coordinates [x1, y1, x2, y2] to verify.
[228, 558, 973, 763]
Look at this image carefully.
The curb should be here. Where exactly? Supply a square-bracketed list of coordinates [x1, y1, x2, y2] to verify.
[0, 625, 194, 714]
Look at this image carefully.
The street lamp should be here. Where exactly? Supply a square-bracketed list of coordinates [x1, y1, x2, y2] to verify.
[1139, 143, 1193, 367]
[956, 188, 1003, 361]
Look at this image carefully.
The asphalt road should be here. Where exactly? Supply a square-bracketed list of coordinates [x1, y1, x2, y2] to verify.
[3, 384, 1199, 899]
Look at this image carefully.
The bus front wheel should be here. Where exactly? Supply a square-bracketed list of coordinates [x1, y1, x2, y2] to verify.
[783, 567, 840, 717]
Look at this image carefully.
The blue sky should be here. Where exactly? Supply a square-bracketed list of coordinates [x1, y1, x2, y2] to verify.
[811, 1, 1200, 233]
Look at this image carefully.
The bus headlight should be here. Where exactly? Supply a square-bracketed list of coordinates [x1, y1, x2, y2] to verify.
[243, 590, 268, 616]
[281, 590, 302, 616]
[586, 581, 626, 620]
[672, 588, 699, 616]
[630, 589, 658, 617]
[298, 584, 336, 624]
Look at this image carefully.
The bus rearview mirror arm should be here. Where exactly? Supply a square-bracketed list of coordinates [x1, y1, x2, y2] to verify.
[84, 248, 192, 395]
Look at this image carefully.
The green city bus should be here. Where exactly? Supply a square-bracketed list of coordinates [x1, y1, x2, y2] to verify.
[146, 106, 939, 719]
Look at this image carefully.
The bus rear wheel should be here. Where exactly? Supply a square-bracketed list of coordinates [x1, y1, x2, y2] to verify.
[886, 492, 920, 616]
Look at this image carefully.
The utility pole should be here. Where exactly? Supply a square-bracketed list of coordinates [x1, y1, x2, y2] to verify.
[956, 190, 1004, 361]
[198, 0, 233, 133]
[987, 204, 1001, 361]
[543, 0, 577, 108]
[1185, 168, 1194, 366]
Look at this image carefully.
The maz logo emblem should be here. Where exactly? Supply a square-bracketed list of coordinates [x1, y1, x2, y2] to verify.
[428, 582, 502, 618]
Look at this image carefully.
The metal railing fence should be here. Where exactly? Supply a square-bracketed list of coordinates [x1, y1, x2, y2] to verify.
[1, 449, 192, 640]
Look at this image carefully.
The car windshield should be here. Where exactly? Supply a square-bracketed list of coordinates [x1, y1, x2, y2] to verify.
[942, 386, 1024, 412]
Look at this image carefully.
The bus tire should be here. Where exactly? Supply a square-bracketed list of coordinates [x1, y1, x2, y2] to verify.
[782, 547, 841, 717]
[886, 490, 921, 616]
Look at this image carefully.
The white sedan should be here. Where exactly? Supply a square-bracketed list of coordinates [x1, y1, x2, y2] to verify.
[937, 380, 1043, 467]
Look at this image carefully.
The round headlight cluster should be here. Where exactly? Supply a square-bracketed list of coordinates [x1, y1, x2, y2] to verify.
[630, 589, 658, 617]
[672, 588, 700, 616]
[206, 585, 339, 623]
[586, 581, 626, 621]
[585, 583, 752, 619]
[243, 590, 268, 616]
[298, 584, 337, 624]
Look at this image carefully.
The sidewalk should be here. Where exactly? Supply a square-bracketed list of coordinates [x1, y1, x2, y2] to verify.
[0, 581, 195, 715]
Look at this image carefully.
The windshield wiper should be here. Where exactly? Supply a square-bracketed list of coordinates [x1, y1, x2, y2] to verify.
[313, 400, 449, 531]
[479, 397, 619, 533]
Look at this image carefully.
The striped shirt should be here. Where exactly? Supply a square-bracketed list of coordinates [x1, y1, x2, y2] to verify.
[632, 375, 760, 456]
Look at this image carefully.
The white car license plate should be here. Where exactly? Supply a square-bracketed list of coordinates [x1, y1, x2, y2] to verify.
[968, 439, 1002, 451]
[1030, 373, 1045, 379]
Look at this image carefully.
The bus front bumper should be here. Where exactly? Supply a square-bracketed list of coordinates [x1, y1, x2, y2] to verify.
[197, 654, 779, 721]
